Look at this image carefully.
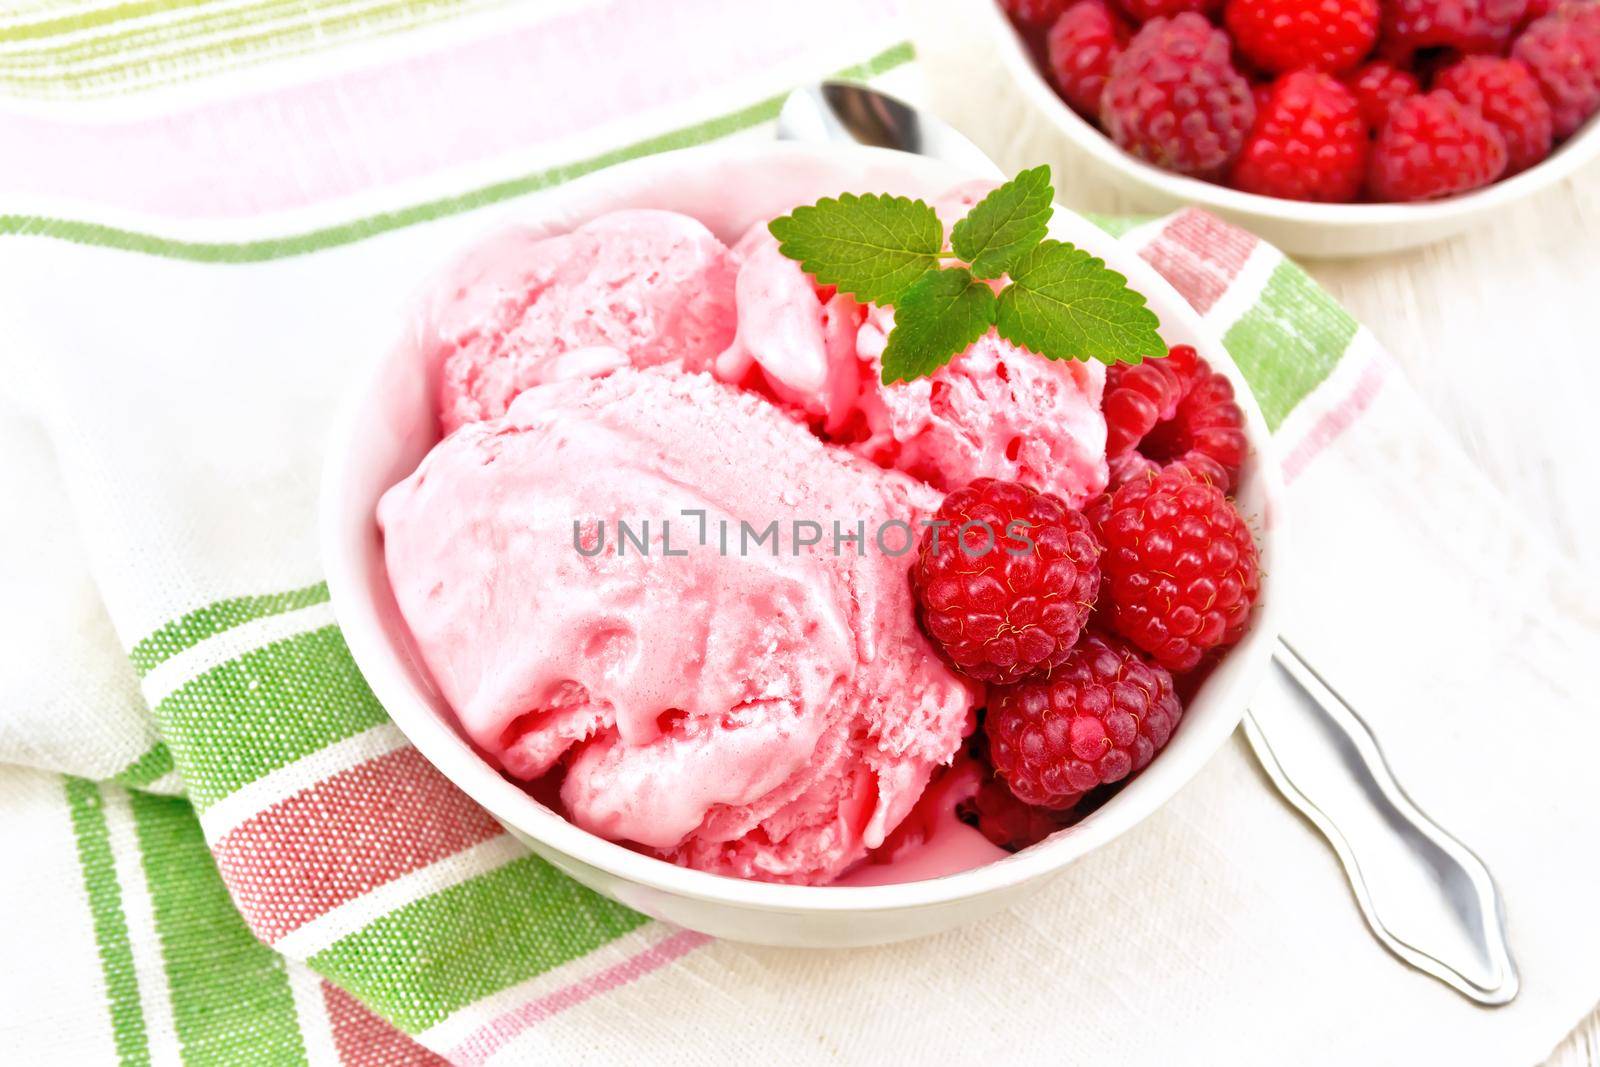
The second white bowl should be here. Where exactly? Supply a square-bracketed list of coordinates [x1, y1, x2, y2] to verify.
[979, 0, 1600, 258]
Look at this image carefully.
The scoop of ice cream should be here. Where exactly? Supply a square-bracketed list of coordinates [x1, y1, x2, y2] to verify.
[854, 316, 1109, 507]
[432, 210, 737, 434]
[712, 187, 998, 440]
[714, 221, 866, 436]
[380, 367, 975, 884]
[849, 177, 1109, 505]
[928, 179, 1000, 226]
[718, 187, 1109, 506]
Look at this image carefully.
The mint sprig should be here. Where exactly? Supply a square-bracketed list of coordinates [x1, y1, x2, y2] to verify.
[767, 164, 1164, 384]
[950, 164, 1053, 280]
[880, 268, 997, 382]
[767, 192, 943, 306]
[996, 240, 1164, 365]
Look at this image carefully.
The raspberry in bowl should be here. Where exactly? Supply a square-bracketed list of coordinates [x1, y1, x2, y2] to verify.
[983, 0, 1600, 255]
[321, 142, 1286, 947]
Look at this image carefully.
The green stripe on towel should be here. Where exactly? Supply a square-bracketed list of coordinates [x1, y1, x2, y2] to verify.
[1222, 258, 1359, 430]
[110, 743, 177, 790]
[0, 0, 448, 57]
[129, 581, 330, 676]
[0, 0, 220, 44]
[64, 777, 153, 1067]
[0, 0, 493, 94]
[0, 40, 915, 259]
[153, 626, 388, 811]
[310, 856, 650, 1033]
[128, 790, 308, 1066]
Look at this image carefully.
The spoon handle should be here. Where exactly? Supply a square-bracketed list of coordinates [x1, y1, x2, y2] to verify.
[1244, 639, 1518, 1005]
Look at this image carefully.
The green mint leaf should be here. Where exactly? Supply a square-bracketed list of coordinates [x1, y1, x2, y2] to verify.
[768, 193, 943, 306]
[995, 240, 1164, 365]
[949, 164, 1054, 280]
[880, 268, 998, 384]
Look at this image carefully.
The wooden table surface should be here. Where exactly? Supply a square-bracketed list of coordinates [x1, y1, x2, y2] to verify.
[916, 3, 1600, 1061]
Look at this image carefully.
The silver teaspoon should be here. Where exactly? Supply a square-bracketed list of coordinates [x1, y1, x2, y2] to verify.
[777, 79, 1518, 1007]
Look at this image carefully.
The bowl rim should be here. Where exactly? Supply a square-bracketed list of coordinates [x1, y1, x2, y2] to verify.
[320, 139, 1288, 915]
[978, 0, 1600, 227]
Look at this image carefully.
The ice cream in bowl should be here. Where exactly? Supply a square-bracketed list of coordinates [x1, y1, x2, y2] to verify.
[321, 141, 1286, 947]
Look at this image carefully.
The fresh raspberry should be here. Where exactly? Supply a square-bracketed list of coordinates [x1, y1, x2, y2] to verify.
[1382, 0, 1529, 58]
[961, 774, 1076, 848]
[1114, 0, 1223, 20]
[1101, 14, 1257, 176]
[1513, 3, 1600, 139]
[1224, 0, 1380, 73]
[1230, 72, 1370, 201]
[912, 478, 1102, 685]
[1367, 91, 1508, 200]
[1004, 0, 1077, 31]
[1345, 61, 1421, 129]
[1047, 0, 1132, 115]
[1436, 57, 1555, 173]
[986, 633, 1183, 808]
[1089, 467, 1261, 672]
[1103, 345, 1248, 493]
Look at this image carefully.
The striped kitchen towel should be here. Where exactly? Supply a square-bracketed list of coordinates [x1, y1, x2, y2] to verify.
[4, 2, 1600, 1065]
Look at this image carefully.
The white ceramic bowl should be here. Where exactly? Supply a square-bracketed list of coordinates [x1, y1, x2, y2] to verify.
[320, 141, 1288, 948]
[979, 0, 1600, 258]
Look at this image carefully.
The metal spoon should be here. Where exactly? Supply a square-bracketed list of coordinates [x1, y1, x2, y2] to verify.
[778, 79, 1518, 1007]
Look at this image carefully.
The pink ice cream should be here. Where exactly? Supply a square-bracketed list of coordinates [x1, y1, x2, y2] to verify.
[380, 368, 975, 884]
[718, 214, 1109, 507]
[714, 221, 868, 436]
[431, 199, 1107, 505]
[853, 311, 1109, 508]
[432, 210, 737, 433]
[389, 187, 1113, 885]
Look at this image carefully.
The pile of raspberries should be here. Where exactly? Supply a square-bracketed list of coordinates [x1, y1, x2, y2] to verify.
[1002, 0, 1600, 201]
[909, 346, 1262, 850]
